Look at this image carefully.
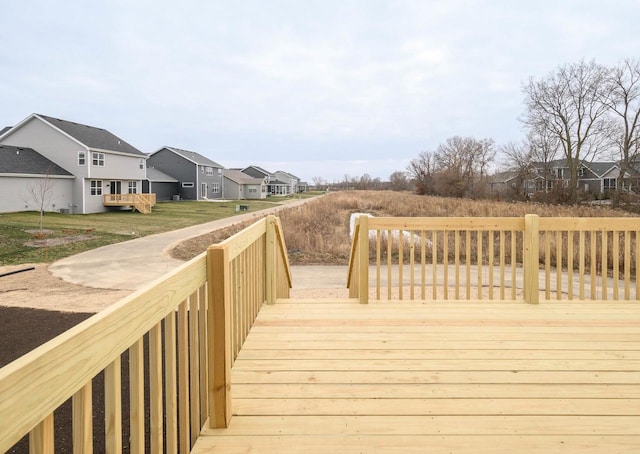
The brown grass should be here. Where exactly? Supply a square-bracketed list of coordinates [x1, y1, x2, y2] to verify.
[171, 191, 637, 267]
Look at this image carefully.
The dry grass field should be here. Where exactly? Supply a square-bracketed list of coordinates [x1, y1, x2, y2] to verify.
[171, 190, 638, 266]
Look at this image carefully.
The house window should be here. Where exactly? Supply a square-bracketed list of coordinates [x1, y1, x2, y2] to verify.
[139, 159, 144, 170]
[78, 151, 86, 166]
[182, 182, 194, 188]
[92, 152, 105, 166]
[90, 180, 102, 196]
[212, 183, 220, 193]
[128, 181, 137, 193]
[201, 166, 204, 174]
[604, 178, 617, 190]
[578, 167, 584, 177]
[206, 167, 213, 176]
[248, 187, 257, 193]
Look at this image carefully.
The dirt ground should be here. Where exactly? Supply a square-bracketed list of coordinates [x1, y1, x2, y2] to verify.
[0, 263, 129, 312]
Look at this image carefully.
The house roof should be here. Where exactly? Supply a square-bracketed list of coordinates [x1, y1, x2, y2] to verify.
[0, 145, 73, 176]
[586, 161, 618, 177]
[0, 126, 11, 136]
[275, 170, 300, 180]
[146, 166, 178, 182]
[490, 171, 519, 184]
[223, 169, 265, 185]
[242, 165, 272, 177]
[158, 146, 224, 168]
[34, 114, 146, 156]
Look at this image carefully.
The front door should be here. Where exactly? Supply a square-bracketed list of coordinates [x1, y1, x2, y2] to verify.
[201, 183, 207, 199]
[111, 181, 122, 194]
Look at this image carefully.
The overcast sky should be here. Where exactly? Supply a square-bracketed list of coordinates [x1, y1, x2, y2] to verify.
[1, 1, 638, 182]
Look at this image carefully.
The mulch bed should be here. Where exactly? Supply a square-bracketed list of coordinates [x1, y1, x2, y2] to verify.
[0, 307, 101, 453]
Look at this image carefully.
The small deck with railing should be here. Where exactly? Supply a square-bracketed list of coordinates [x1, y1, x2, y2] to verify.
[1, 214, 639, 453]
[103, 193, 156, 214]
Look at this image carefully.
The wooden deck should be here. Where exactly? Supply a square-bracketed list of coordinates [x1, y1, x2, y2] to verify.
[192, 298, 640, 453]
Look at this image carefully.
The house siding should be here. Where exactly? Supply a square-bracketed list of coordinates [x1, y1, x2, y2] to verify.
[147, 149, 198, 199]
[0, 175, 73, 213]
[148, 148, 224, 200]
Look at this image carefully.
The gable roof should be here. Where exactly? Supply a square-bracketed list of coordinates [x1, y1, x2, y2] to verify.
[223, 169, 265, 185]
[34, 114, 146, 156]
[275, 170, 300, 180]
[242, 165, 272, 177]
[156, 146, 224, 168]
[146, 166, 178, 182]
[585, 161, 618, 178]
[0, 145, 73, 176]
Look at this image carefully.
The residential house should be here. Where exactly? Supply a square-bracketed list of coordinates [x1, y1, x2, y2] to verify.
[222, 169, 267, 199]
[0, 114, 149, 214]
[0, 144, 74, 213]
[143, 167, 179, 201]
[147, 147, 224, 200]
[241, 165, 289, 196]
[531, 159, 624, 196]
[274, 170, 308, 194]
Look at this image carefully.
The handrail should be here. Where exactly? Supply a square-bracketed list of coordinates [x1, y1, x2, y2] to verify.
[0, 215, 292, 452]
[349, 215, 639, 304]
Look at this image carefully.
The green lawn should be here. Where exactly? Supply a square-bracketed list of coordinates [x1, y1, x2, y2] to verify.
[0, 198, 307, 266]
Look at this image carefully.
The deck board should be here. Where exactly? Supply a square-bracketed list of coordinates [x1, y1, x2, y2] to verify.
[192, 299, 640, 453]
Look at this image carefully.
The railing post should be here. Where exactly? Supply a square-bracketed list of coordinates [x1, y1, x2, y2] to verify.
[207, 245, 232, 428]
[524, 214, 539, 304]
[358, 215, 369, 304]
[266, 215, 277, 304]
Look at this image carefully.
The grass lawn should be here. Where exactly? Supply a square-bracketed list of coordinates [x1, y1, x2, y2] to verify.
[0, 197, 316, 266]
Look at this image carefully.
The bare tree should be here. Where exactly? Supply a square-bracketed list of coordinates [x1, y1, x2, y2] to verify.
[500, 141, 534, 197]
[435, 136, 496, 198]
[389, 170, 410, 191]
[604, 59, 640, 201]
[24, 172, 57, 231]
[312, 176, 325, 189]
[406, 151, 437, 195]
[522, 60, 611, 203]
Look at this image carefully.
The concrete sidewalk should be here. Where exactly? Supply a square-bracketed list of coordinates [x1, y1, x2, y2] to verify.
[49, 199, 313, 291]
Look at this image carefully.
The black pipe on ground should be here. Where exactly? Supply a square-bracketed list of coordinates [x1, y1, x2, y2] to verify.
[0, 267, 36, 279]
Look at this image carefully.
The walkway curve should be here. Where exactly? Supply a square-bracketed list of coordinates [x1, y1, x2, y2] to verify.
[49, 198, 315, 291]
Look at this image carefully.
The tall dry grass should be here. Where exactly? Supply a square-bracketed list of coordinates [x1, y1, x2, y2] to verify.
[279, 191, 638, 266]
[171, 191, 638, 267]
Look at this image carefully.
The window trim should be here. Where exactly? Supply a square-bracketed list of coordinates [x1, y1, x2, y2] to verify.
[78, 151, 86, 166]
[139, 159, 144, 170]
[92, 152, 105, 167]
[206, 167, 213, 176]
[90, 180, 103, 196]
[212, 182, 220, 193]
[128, 181, 137, 194]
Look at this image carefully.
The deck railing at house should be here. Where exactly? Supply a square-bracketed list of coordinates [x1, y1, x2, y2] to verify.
[0, 215, 290, 453]
[348, 215, 639, 304]
[103, 193, 157, 213]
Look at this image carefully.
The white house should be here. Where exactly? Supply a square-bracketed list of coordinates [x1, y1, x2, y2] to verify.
[0, 114, 148, 214]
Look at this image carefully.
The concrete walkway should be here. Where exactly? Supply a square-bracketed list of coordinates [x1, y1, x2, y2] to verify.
[49, 199, 314, 291]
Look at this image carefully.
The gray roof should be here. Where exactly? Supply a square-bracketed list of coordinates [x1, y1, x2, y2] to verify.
[162, 146, 223, 167]
[276, 170, 300, 180]
[0, 145, 73, 176]
[146, 166, 178, 182]
[223, 169, 264, 185]
[242, 165, 272, 177]
[35, 114, 145, 156]
[490, 171, 519, 184]
[586, 161, 617, 177]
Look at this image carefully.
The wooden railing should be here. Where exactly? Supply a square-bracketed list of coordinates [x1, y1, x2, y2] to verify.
[0, 215, 290, 453]
[103, 193, 157, 213]
[348, 215, 639, 304]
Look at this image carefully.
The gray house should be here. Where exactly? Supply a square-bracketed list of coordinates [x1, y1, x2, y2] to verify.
[242, 165, 289, 196]
[0, 113, 149, 214]
[143, 167, 179, 201]
[0, 145, 74, 213]
[223, 169, 267, 200]
[148, 147, 224, 200]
